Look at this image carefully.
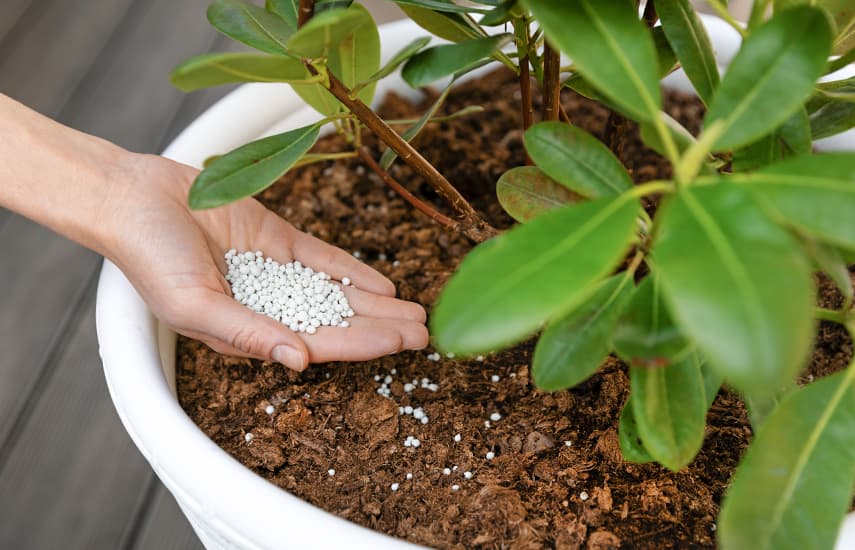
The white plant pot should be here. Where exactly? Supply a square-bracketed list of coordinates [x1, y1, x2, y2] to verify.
[96, 16, 855, 550]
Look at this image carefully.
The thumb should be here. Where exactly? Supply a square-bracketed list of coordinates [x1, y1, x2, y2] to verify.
[193, 291, 309, 371]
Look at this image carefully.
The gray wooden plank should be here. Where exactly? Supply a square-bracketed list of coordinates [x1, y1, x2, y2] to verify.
[0, 299, 152, 549]
[58, 0, 220, 153]
[0, 0, 135, 117]
[0, 0, 33, 44]
[0, 214, 101, 446]
[131, 483, 204, 550]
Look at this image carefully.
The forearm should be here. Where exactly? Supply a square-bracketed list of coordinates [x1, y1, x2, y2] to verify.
[0, 93, 139, 257]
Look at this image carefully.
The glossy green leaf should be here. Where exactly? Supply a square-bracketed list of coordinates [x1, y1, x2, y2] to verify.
[737, 153, 855, 250]
[170, 52, 309, 91]
[401, 34, 511, 88]
[379, 79, 453, 170]
[619, 397, 655, 464]
[630, 353, 707, 471]
[286, 7, 369, 59]
[431, 195, 640, 355]
[399, 3, 486, 43]
[774, 0, 855, 53]
[265, 0, 298, 26]
[524, 122, 633, 199]
[657, 0, 720, 105]
[613, 276, 691, 368]
[355, 36, 431, 91]
[496, 166, 584, 223]
[719, 368, 855, 550]
[208, 0, 296, 56]
[652, 27, 679, 77]
[189, 123, 320, 209]
[478, 0, 516, 26]
[653, 182, 814, 397]
[290, 3, 380, 115]
[731, 108, 811, 172]
[807, 81, 855, 139]
[528, 0, 661, 122]
[533, 275, 634, 391]
[704, 6, 833, 150]
[392, 0, 488, 14]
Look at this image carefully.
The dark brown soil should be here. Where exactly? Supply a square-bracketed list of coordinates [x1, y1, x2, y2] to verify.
[176, 69, 853, 549]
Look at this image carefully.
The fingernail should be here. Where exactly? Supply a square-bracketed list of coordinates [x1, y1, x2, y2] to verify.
[272, 345, 306, 371]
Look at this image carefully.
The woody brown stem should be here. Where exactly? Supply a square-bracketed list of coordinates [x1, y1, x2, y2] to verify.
[519, 57, 534, 133]
[298, 0, 315, 27]
[317, 70, 496, 242]
[357, 148, 460, 233]
[542, 42, 561, 122]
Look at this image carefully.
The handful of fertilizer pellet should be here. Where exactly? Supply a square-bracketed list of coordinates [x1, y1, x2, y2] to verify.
[225, 250, 355, 335]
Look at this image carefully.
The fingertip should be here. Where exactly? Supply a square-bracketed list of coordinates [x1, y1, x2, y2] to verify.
[272, 344, 308, 372]
[410, 324, 430, 350]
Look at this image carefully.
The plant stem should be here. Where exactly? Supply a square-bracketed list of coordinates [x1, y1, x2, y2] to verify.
[298, 0, 315, 27]
[357, 148, 462, 233]
[627, 180, 674, 198]
[748, 0, 771, 30]
[706, 0, 747, 37]
[816, 307, 848, 325]
[318, 70, 497, 242]
[827, 48, 855, 74]
[542, 41, 561, 122]
[559, 104, 572, 124]
[513, 20, 535, 135]
[293, 151, 358, 169]
[642, 0, 657, 26]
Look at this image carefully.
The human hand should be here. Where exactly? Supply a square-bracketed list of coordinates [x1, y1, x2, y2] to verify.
[102, 154, 429, 371]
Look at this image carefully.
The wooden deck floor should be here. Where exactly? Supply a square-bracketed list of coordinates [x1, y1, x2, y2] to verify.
[0, 1, 400, 548]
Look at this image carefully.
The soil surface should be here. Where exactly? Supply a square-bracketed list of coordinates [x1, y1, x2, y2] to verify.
[176, 69, 853, 549]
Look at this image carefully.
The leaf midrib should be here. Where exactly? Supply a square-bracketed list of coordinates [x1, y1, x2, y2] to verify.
[449, 196, 635, 328]
[532, 133, 628, 195]
[672, 0, 718, 99]
[764, 369, 855, 546]
[202, 126, 318, 191]
[580, 0, 660, 120]
[239, 3, 291, 53]
[680, 190, 771, 367]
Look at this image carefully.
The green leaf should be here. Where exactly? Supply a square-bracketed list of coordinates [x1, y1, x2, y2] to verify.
[286, 7, 369, 59]
[630, 353, 707, 471]
[398, 4, 486, 43]
[379, 79, 453, 170]
[704, 6, 833, 150]
[208, 0, 296, 56]
[652, 26, 679, 77]
[613, 275, 691, 368]
[431, 195, 640, 355]
[290, 3, 380, 115]
[478, 2, 515, 26]
[496, 166, 584, 223]
[532, 275, 634, 391]
[392, 0, 488, 14]
[619, 397, 655, 464]
[189, 123, 320, 209]
[528, 0, 662, 122]
[524, 122, 633, 199]
[731, 108, 811, 172]
[653, 182, 814, 397]
[737, 153, 855, 250]
[774, 0, 855, 54]
[718, 368, 855, 550]
[401, 34, 511, 88]
[170, 52, 309, 91]
[355, 36, 431, 91]
[265, 0, 298, 27]
[807, 81, 855, 139]
[657, 0, 720, 105]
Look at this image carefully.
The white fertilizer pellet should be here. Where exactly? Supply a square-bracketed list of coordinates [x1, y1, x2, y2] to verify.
[491, 374, 500, 382]
[485, 451, 495, 460]
[406, 472, 413, 480]
[453, 434, 462, 443]
[579, 491, 589, 501]
[328, 469, 336, 476]
[244, 433, 253, 443]
[224, 250, 355, 333]
[464, 471, 473, 479]
[490, 412, 502, 422]
[391, 483, 399, 492]
[442, 468, 451, 476]
[265, 405, 275, 415]
[451, 484, 460, 491]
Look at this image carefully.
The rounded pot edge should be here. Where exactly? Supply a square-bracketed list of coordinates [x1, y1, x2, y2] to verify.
[96, 15, 855, 550]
